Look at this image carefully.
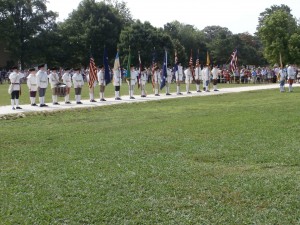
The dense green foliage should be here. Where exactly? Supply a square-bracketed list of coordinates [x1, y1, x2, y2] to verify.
[0, 1, 299, 68]
[1, 89, 300, 224]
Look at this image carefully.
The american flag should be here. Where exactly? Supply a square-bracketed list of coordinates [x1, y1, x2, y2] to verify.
[138, 51, 142, 89]
[230, 49, 238, 73]
[174, 50, 178, 73]
[89, 57, 98, 88]
[195, 49, 200, 67]
[189, 49, 195, 80]
[151, 47, 157, 88]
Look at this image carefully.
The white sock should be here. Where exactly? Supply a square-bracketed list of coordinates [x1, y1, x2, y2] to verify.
[132, 86, 134, 96]
[11, 99, 15, 107]
[33, 97, 36, 104]
[117, 91, 120, 98]
[78, 95, 81, 102]
[89, 93, 94, 100]
[115, 91, 118, 98]
[196, 84, 200, 91]
[177, 86, 180, 93]
[52, 95, 55, 103]
[186, 84, 189, 92]
[16, 99, 19, 107]
[39, 97, 43, 104]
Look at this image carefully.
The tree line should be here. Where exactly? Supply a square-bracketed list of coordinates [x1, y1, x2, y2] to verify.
[0, 0, 299, 69]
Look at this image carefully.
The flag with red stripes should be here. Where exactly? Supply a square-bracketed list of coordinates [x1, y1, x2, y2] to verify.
[89, 57, 98, 88]
[230, 49, 238, 73]
[189, 49, 195, 81]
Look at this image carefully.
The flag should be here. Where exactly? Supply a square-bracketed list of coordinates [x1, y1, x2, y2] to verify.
[174, 50, 178, 74]
[160, 50, 168, 90]
[196, 49, 200, 67]
[126, 47, 131, 80]
[189, 49, 195, 81]
[138, 51, 142, 89]
[113, 50, 120, 71]
[279, 52, 283, 68]
[103, 47, 111, 85]
[206, 51, 210, 66]
[151, 47, 157, 88]
[230, 49, 238, 73]
[89, 57, 98, 89]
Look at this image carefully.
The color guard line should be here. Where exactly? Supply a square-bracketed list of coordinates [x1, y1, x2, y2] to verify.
[0, 83, 299, 117]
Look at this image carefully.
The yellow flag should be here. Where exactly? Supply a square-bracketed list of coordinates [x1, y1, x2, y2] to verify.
[206, 51, 210, 66]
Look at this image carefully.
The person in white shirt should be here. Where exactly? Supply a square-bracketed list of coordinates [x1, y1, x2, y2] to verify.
[184, 66, 193, 94]
[113, 67, 122, 100]
[153, 66, 160, 96]
[128, 64, 137, 99]
[211, 65, 219, 91]
[48, 67, 60, 105]
[9, 66, 24, 110]
[279, 66, 287, 92]
[202, 65, 211, 92]
[26, 68, 38, 106]
[62, 68, 72, 104]
[287, 64, 296, 92]
[175, 62, 183, 95]
[97, 65, 106, 101]
[72, 68, 84, 104]
[140, 68, 147, 97]
[194, 64, 202, 92]
[165, 65, 172, 95]
[36, 64, 48, 107]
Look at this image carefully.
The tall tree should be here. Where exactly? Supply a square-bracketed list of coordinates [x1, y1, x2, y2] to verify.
[0, 0, 57, 68]
[258, 9, 298, 65]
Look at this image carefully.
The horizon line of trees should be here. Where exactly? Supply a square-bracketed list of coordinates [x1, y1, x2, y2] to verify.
[0, 0, 299, 70]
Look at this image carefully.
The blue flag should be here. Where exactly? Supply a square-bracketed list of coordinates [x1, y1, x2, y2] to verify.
[103, 47, 111, 85]
[160, 50, 167, 90]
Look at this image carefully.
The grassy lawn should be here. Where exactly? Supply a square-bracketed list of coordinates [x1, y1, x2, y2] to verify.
[0, 89, 299, 224]
[0, 81, 275, 106]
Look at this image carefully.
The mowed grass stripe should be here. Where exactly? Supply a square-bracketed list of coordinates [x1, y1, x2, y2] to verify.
[0, 89, 299, 224]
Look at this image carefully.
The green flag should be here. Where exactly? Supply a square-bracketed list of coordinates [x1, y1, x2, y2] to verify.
[126, 48, 131, 80]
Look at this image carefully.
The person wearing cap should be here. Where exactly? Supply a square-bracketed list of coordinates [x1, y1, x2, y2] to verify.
[175, 62, 183, 95]
[72, 68, 84, 104]
[62, 68, 72, 104]
[202, 64, 211, 92]
[287, 64, 296, 92]
[184, 66, 193, 94]
[211, 65, 219, 91]
[8, 66, 24, 110]
[165, 64, 172, 95]
[128, 64, 137, 99]
[97, 65, 106, 101]
[26, 68, 38, 106]
[48, 67, 60, 105]
[153, 66, 160, 96]
[113, 65, 122, 100]
[139, 67, 147, 97]
[36, 64, 48, 107]
[194, 64, 202, 92]
[86, 68, 97, 102]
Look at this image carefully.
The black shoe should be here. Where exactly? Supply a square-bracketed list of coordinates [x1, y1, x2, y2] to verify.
[115, 97, 122, 100]
[187, 92, 192, 94]
[166, 93, 171, 95]
[100, 98, 106, 101]
[90, 99, 97, 102]
[155, 94, 160, 96]
[12, 107, 15, 110]
[32, 103, 37, 106]
[130, 97, 135, 99]
[53, 102, 60, 105]
[43, 104, 48, 107]
[65, 101, 71, 104]
[197, 90, 201, 93]
[76, 102, 83, 104]
[40, 104, 43, 107]
[214, 89, 219, 91]
[16, 106, 22, 109]
[177, 92, 183, 95]
[205, 90, 210, 92]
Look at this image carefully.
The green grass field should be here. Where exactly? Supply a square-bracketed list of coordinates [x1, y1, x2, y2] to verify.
[1, 88, 299, 224]
[0, 81, 273, 106]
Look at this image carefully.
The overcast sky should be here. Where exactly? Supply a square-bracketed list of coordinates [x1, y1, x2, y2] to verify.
[47, 0, 300, 34]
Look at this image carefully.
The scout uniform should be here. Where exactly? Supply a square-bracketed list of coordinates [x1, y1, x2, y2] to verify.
[211, 65, 219, 91]
[86, 69, 97, 102]
[287, 65, 296, 92]
[36, 64, 48, 107]
[194, 66, 202, 92]
[113, 68, 122, 100]
[9, 66, 24, 110]
[72, 68, 84, 104]
[153, 67, 160, 96]
[166, 66, 172, 95]
[128, 65, 137, 99]
[175, 63, 183, 95]
[140, 68, 147, 97]
[48, 67, 60, 105]
[62, 68, 72, 104]
[184, 67, 193, 94]
[97, 65, 106, 101]
[202, 65, 210, 92]
[26, 68, 38, 106]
